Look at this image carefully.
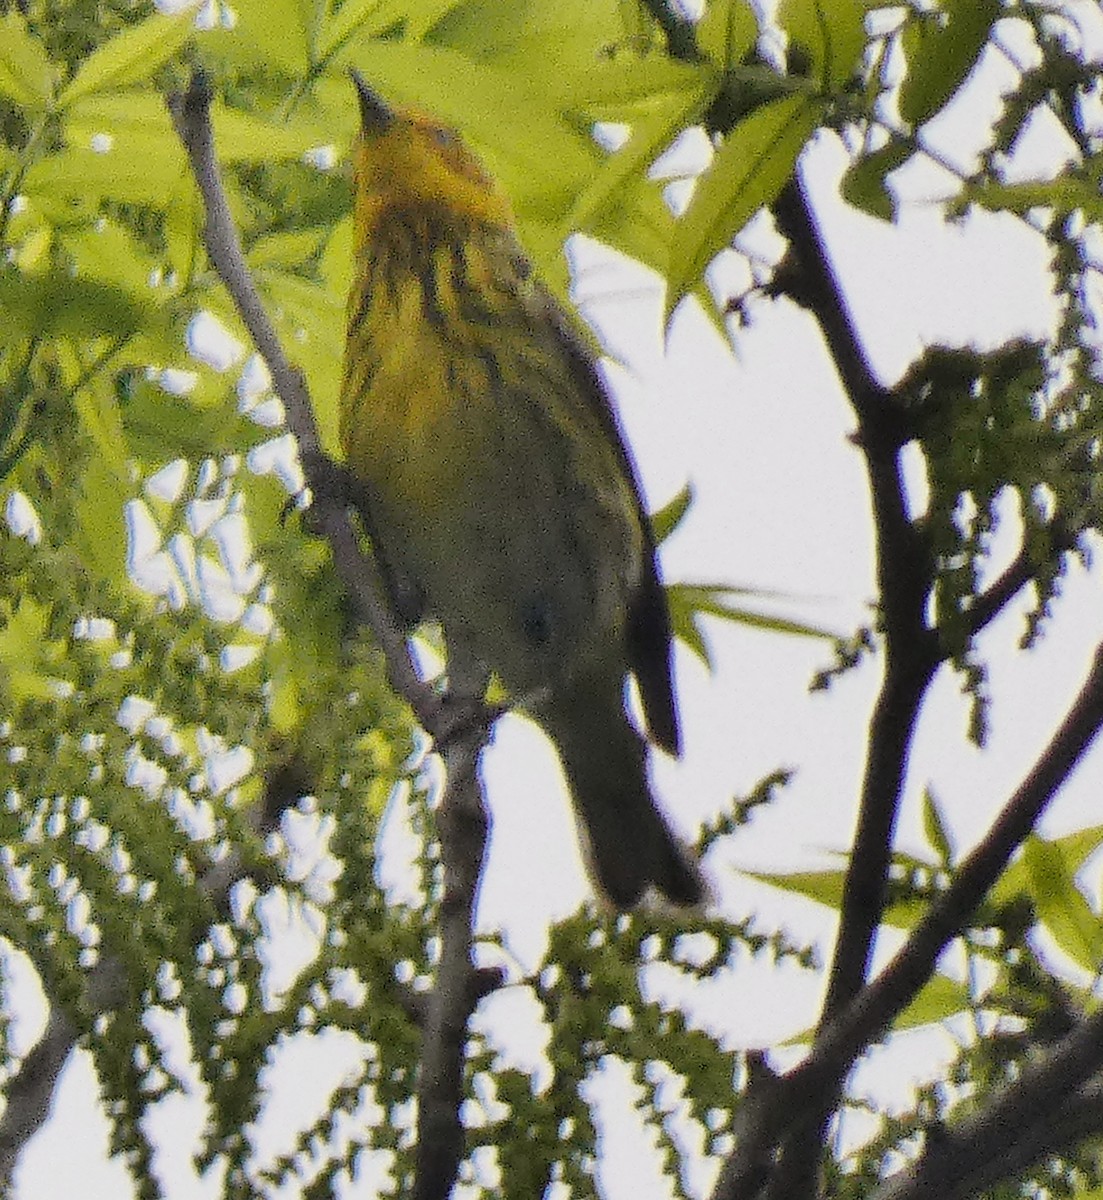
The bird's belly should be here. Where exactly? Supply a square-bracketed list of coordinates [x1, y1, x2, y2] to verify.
[349, 341, 643, 697]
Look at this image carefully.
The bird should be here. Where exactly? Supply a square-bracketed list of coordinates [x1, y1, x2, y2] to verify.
[338, 68, 704, 908]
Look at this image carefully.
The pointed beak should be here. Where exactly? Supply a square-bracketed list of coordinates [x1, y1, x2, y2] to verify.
[349, 68, 394, 133]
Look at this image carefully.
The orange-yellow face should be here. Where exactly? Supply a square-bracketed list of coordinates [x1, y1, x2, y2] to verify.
[349, 73, 513, 238]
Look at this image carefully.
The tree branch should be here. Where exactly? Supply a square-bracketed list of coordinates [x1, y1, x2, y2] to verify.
[412, 733, 496, 1200]
[0, 1007, 77, 1192]
[872, 1031, 1103, 1200]
[169, 70, 495, 1199]
[0, 959, 127, 1192]
[750, 175, 940, 1198]
[165, 69, 437, 731]
[715, 637, 1103, 1198]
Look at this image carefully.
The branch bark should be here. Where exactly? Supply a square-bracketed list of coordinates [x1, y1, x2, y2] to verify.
[748, 174, 940, 1199]
[714, 637, 1103, 1199]
[171, 70, 493, 1200]
[413, 735, 494, 1200]
[0, 960, 126, 1191]
[872, 1031, 1103, 1200]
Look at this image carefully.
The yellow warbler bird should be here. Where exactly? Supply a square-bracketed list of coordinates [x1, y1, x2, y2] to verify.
[340, 70, 704, 908]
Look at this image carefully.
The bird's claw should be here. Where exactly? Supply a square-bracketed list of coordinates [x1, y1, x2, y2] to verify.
[427, 693, 504, 752]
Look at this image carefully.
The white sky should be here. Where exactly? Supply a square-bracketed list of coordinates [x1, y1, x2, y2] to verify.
[11, 5, 1103, 1196]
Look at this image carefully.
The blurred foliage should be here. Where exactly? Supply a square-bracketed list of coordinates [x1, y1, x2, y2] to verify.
[2, 0, 1103, 1196]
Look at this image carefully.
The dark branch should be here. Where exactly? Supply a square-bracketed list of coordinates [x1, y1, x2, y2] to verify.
[806, 638, 1103, 1089]
[0, 956, 129, 1190]
[412, 734, 496, 1200]
[716, 170, 1103, 1199]
[751, 177, 939, 1198]
[963, 517, 1076, 641]
[873, 1035, 1103, 1200]
[715, 638, 1103, 1198]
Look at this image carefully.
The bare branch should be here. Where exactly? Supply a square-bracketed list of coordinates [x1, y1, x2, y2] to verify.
[0, 950, 133, 1193]
[165, 69, 437, 731]
[166, 71, 494, 1199]
[413, 733, 498, 1200]
[873, 1033, 1103, 1200]
[0, 1006, 79, 1191]
[715, 638, 1103, 1199]
[748, 174, 941, 1198]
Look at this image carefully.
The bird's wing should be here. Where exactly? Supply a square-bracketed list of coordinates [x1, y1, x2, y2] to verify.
[521, 265, 681, 757]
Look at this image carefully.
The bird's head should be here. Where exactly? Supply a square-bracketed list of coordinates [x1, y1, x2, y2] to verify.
[349, 69, 513, 237]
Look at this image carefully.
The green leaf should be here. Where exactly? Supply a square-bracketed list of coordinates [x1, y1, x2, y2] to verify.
[1046, 824, 1103, 874]
[60, 218, 159, 299]
[697, 0, 758, 70]
[64, 89, 176, 146]
[211, 104, 327, 161]
[0, 11, 54, 109]
[24, 145, 186, 207]
[840, 139, 912, 221]
[921, 787, 954, 867]
[651, 483, 693, 546]
[255, 267, 345, 453]
[898, 0, 999, 126]
[748, 849, 939, 930]
[57, 8, 196, 107]
[0, 268, 147, 342]
[121, 376, 263, 465]
[1022, 835, 1103, 973]
[318, 0, 383, 60]
[73, 381, 129, 484]
[423, 0, 623, 65]
[664, 92, 822, 323]
[748, 863, 846, 910]
[533, 54, 715, 112]
[964, 175, 1103, 223]
[565, 71, 716, 234]
[72, 448, 131, 585]
[164, 178, 203, 285]
[667, 581, 837, 668]
[786, 969, 973, 1045]
[778, 0, 868, 90]
[32, 93, 187, 207]
[892, 971, 971, 1031]
[201, 0, 310, 70]
[0, 598, 65, 702]
[349, 0, 467, 43]
[989, 824, 1103, 909]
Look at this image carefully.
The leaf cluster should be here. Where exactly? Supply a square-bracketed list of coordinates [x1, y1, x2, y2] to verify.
[3, 0, 1103, 1197]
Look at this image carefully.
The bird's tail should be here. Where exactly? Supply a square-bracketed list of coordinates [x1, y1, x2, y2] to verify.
[539, 680, 705, 909]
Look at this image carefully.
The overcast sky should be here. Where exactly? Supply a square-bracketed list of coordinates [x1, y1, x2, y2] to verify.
[12, 5, 1103, 1196]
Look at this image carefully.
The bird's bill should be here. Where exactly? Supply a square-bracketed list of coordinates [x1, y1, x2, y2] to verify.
[349, 68, 394, 134]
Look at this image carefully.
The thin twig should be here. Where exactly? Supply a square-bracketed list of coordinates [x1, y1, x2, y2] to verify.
[166, 70, 494, 1199]
[165, 69, 436, 730]
[964, 517, 1076, 641]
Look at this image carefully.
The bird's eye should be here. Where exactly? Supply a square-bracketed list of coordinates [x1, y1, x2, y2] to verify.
[427, 125, 456, 149]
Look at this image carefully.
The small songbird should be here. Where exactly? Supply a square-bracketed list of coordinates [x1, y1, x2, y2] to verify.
[339, 69, 703, 908]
